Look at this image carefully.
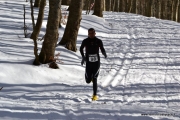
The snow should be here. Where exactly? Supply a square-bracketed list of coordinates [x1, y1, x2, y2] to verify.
[0, 0, 180, 120]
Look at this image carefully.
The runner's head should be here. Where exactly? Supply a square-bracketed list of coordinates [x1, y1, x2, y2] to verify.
[88, 28, 96, 39]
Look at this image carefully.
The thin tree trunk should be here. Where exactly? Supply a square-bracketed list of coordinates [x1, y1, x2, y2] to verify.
[30, 0, 35, 29]
[103, 0, 106, 11]
[176, 0, 180, 22]
[178, 0, 180, 22]
[166, 0, 172, 20]
[158, 0, 161, 18]
[84, 0, 89, 13]
[34, 0, 41, 7]
[112, 0, 116, 11]
[129, 0, 133, 13]
[164, 0, 168, 19]
[154, 0, 159, 18]
[105, 0, 110, 11]
[136, 0, 139, 14]
[131, 0, 136, 13]
[59, 0, 83, 52]
[30, 0, 46, 65]
[39, 0, 61, 63]
[31, 0, 46, 41]
[161, 0, 165, 19]
[146, 0, 152, 17]
[59, 0, 62, 28]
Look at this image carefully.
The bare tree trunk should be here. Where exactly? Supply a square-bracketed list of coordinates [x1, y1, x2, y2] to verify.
[136, 0, 139, 14]
[119, 0, 123, 12]
[125, 0, 128, 12]
[39, 0, 61, 63]
[58, 0, 83, 52]
[34, 0, 41, 7]
[131, 0, 136, 13]
[31, 0, 46, 41]
[93, 0, 103, 17]
[59, 0, 62, 28]
[62, 0, 71, 5]
[129, 0, 133, 13]
[112, 0, 116, 11]
[114, 0, 117, 12]
[85, 0, 90, 14]
[168, 0, 173, 20]
[146, 0, 152, 17]
[158, 0, 162, 18]
[178, 0, 180, 22]
[154, 0, 159, 18]
[161, 0, 165, 19]
[30, 0, 35, 29]
[105, 0, 110, 11]
[164, 0, 168, 19]
[30, 0, 46, 65]
[176, 0, 180, 22]
[171, 0, 175, 20]
[103, 0, 106, 11]
[143, 0, 146, 15]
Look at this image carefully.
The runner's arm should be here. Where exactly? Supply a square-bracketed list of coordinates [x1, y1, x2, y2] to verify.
[99, 40, 106, 53]
[99, 40, 107, 58]
[80, 40, 85, 57]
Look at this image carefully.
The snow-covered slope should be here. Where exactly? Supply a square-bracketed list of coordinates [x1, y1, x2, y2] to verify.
[0, 0, 180, 120]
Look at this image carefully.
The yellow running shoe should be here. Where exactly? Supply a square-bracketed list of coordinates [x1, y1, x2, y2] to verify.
[92, 95, 98, 101]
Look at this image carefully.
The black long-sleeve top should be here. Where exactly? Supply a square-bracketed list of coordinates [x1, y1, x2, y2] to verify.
[80, 37, 106, 62]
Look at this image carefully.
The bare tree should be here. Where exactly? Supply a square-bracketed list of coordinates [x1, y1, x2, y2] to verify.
[30, 0, 47, 65]
[34, 0, 41, 7]
[93, 0, 103, 17]
[62, 0, 71, 5]
[39, 0, 61, 63]
[178, 0, 180, 22]
[31, 0, 46, 41]
[176, 0, 180, 22]
[58, 0, 83, 52]
[59, 0, 62, 27]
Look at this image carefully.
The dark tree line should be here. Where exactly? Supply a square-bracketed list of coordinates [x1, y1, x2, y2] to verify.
[60, 0, 180, 22]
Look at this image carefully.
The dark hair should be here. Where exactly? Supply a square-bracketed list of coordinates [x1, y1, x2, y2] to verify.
[88, 28, 95, 32]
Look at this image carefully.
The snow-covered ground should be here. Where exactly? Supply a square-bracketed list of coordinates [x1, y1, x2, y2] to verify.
[0, 0, 180, 120]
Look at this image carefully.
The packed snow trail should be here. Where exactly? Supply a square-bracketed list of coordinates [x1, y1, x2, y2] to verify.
[99, 12, 180, 119]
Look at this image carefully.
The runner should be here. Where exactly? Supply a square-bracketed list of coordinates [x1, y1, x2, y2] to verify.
[80, 28, 107, 101]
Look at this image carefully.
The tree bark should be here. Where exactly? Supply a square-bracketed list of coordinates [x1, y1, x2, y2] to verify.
[176, 0, 180, 22]
[93, 0, 103, 17]
[158, 0, 162, 18]
[30, 0, 35, 29]
[62, 0, 71, 5]
[34, 0, 41, 7]
[59, 0, 62, 28]
[39, 0, 61, 63]
[31, 0, 46, 41]
[146, 0, 152, 17]
[131, 0, 136, 13]
[58, 0, 83, 52]
[128, 0, 133, 13]
[30, 0, 46, 65]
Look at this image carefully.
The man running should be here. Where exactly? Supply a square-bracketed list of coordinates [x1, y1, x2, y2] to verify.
[80, 28, 107, 101]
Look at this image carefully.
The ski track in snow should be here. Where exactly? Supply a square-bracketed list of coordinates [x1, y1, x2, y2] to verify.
[0, 0, 180, 119]
[99, 12, 180, 119]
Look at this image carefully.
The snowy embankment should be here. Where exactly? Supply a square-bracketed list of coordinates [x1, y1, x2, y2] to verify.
[0, 0, 180, 120]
